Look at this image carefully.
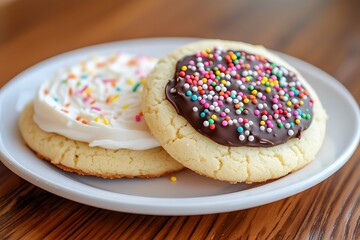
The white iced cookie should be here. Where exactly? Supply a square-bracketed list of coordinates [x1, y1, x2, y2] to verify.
[20, 53, 183, 178]
[34, 53, 159, 150]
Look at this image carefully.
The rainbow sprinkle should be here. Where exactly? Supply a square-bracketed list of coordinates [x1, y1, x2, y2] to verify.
[166, 47, 314, 147]
[42, 53, 157, 128]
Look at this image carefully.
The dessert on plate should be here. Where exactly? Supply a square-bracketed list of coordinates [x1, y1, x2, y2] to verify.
[19, 52, 183, 178]
[142, 39, 327, 183]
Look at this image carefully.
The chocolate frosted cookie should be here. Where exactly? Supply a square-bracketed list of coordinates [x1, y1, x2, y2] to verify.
[142, 40, 327, 183]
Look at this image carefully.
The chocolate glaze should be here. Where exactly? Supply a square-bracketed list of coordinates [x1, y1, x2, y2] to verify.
[165, 49, 313, 147]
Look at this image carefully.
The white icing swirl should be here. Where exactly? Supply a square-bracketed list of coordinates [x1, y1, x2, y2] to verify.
[33, 53, 160, 150]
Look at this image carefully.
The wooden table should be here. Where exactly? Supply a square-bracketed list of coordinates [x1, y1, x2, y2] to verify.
[1, 0, 359, 238]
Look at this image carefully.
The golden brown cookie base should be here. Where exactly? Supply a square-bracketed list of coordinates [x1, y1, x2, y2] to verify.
[19, 103, 184, 179]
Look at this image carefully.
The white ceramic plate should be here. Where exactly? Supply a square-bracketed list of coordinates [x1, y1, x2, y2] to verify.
[0, 38, 359, 216]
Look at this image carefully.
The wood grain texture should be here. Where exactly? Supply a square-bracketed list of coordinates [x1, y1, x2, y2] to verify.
[0, 0, 359, 239]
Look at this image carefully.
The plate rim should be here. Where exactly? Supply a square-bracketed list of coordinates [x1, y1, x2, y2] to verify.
[0, 37, 359, 215]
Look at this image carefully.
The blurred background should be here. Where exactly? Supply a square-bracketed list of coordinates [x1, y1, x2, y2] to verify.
[0, 0, 359, 102]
